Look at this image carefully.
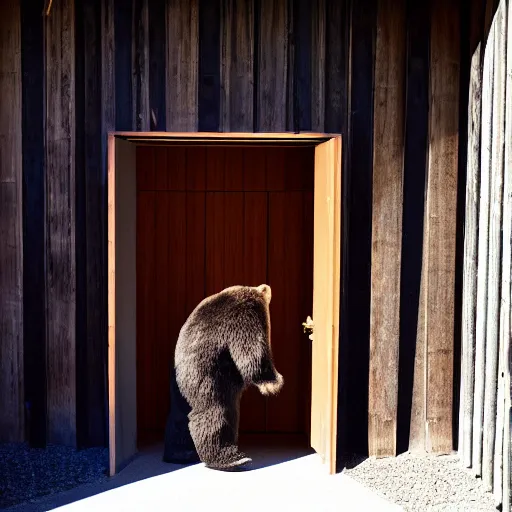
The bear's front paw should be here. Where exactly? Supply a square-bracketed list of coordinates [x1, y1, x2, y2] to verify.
[257, 372, 284, 396]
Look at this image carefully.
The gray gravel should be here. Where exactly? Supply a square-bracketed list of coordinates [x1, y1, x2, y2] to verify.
[0, 443, 108, 510]
[343, 452, 498, 511]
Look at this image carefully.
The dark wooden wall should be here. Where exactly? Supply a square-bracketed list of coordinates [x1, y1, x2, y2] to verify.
[0, 0, 492, 459]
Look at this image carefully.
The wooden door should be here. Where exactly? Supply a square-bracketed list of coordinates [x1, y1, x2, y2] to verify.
[135, 144, 315, 447]
[310, 137, 342, 474]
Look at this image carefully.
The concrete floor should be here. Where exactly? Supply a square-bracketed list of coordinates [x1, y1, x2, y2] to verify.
[8, 444, 402, 512]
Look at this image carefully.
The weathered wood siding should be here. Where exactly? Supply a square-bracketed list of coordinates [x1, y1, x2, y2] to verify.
[1, 0, 503, 474]
[458, 0, 511, 507]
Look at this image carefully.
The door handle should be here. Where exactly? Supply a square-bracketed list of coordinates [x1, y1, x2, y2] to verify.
[302, 316, 314, 340]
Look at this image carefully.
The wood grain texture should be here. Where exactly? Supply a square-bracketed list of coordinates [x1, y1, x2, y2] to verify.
[401, 0, 430, 455]
[132, 0, 149, 131]
[473, 21, 495, 476]
[502, 1, 512, 507]
[257, 0, 288, 131]
[148, 0, 166, 130]
[45, 0, 77, 446]
[220, 0, 254, 131]
[460, 42, 482, 468]
[198, 0, 221, 131]
[424, 0, 460, 454]
[80, 0, 108, 447]
[311, 0, 326, 132]
[21, 0, 47, 447]
[368, 0, 406, 458]
[0, 0, 23, 443]
[482, 0, 507, 492]
[166, 0, 199, 131]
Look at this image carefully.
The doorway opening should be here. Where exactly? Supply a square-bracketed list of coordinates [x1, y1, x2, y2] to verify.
[108, 132, 341, 476]
[135, 144, 314, 452]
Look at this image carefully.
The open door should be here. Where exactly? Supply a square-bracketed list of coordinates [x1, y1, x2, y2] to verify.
[309, 136, 342, 474]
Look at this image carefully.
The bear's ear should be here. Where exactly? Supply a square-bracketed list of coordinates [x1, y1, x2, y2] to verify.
[256, 284, 272, 303]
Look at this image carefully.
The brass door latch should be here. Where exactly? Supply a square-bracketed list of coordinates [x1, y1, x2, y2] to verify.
[302, 316, 314, 340]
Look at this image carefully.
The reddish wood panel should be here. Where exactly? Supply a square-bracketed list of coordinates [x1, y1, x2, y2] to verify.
[136, 192, 156, 445]
[239, 192, 268, 432]
[167, 146, 187, 191]
[136, 145, 314, 443]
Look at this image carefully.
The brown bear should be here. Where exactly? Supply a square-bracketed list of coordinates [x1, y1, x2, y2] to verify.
[173, 284, 283, 470]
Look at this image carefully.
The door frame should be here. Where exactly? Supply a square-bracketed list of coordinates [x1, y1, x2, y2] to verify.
[107, 131, 342, 476]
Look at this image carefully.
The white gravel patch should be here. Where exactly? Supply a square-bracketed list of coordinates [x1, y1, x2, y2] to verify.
[343, 452, 498, 511]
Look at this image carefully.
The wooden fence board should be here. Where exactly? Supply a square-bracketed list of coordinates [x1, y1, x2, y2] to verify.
[0, 0, 23, 443]
[148, 0, 166, 130]
[198, 0, 221, 131]
[473, 20, 495, 476]
[502, 1, 512, 508]
[399, 0, 430, 455]
[311, 0, 326, 132]
[482, 1, 506, 492]
[368, 0, 406, 458]
[132, 0, 149, 131]
[424, 0, 460, 454]
[460, 42, 482, 469]
[220, 0, 254, 132]
[258, 0, 288, 131]
[166, 0, 199, 131]
[21, 0, 46, 447]
[45, 0, 77, 446]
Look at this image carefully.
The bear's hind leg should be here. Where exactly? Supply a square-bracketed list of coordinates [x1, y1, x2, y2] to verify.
[188, 404, 251, 470]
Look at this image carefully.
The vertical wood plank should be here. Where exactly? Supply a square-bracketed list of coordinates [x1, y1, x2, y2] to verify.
[243, 147, 266, 191]
[132, 0, 150, 131]
[168, 192, 188, 405]
[368, 0, 406, 458]
[220, 0, 254, 132]
[154, 192, 170, 438]
[148, 0, 166, 130]
[311, 0, 326, 132]
[501, 2, 512, 507]
[166, 0, 199, 132]
[257, 0, 288, 131]
[0, 0, 23, 443]
[482, 1, 507, 491]
[198, 0, 221, 131]
[102, 0, 115, 450]
[114, 0, 132, 130]
[206, 193, 225, 295]
[79, 0, 108, 447]
[21, 0, 46, 447]
[136, 191, 156, 445]
[345, 0, 377, 455]
[424, 0, 460, 454]
[239, 192, 267, 432]
[154, 146, 169, 190]
[224, 148, 244, 191]
[206, 147, 225, 191]
[186, 147, 206, 191]
[400, 0, 430, 455]
[223, 193, 245, 285]
[167, 146, 187, 191]
[473, 21, 495, 476]
[185, 192, 206, 315]
[293, 0, 312, 131]
[324, 0, 350, 134]
[460, 41, 482, 468]
[45, 0, 76, 446]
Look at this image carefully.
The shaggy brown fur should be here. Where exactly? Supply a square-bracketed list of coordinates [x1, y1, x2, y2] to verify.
[174, 284, 284, 470]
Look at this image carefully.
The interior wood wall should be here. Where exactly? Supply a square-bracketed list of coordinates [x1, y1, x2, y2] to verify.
[0, 0, 495, 462]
